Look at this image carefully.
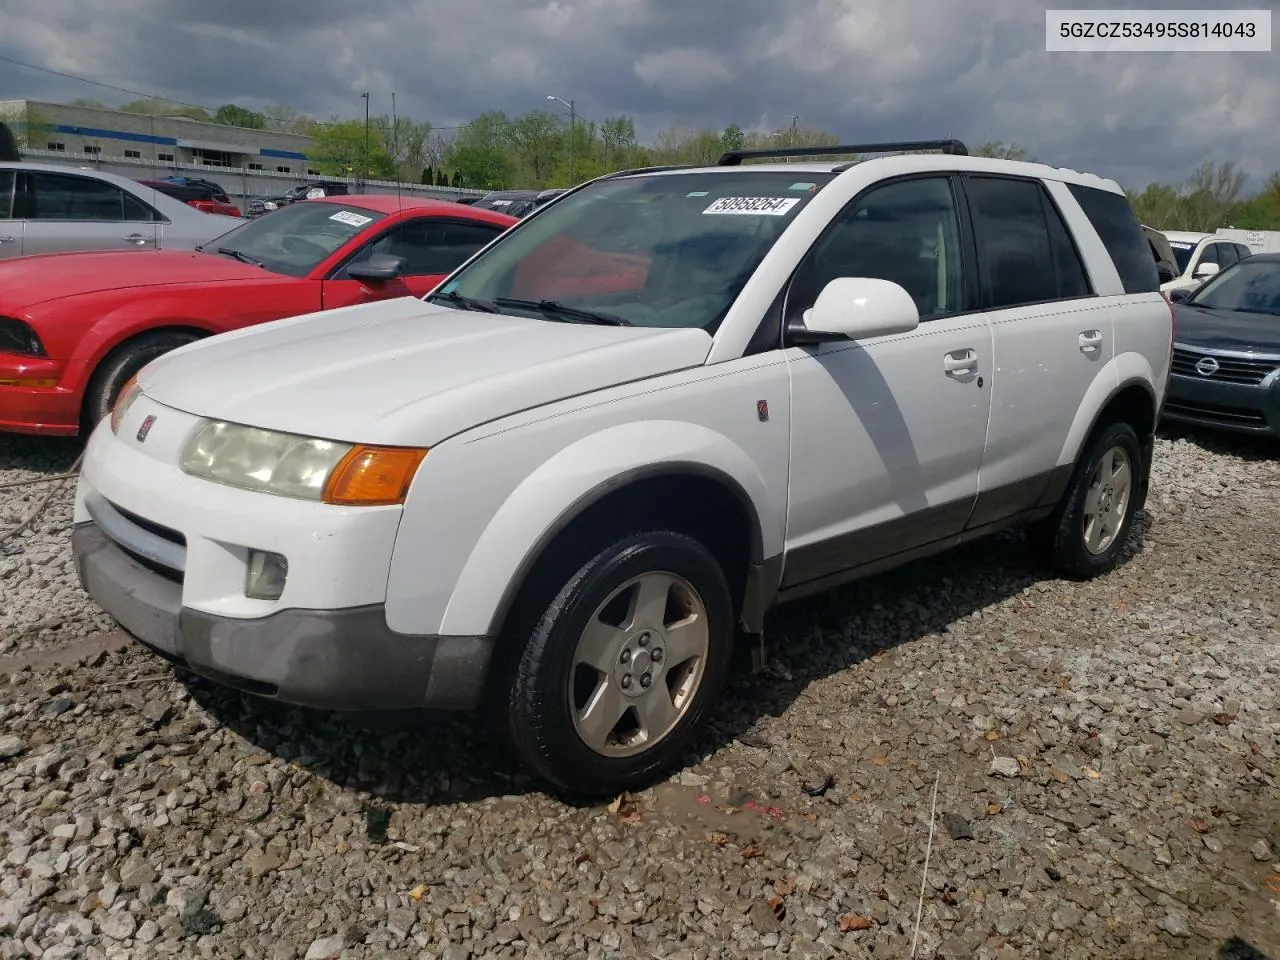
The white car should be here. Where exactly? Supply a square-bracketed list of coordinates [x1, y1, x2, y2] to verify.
[0, 161, 242, 259]
[73, 140, 1173, 795]
[1160, 230, 1254, 293]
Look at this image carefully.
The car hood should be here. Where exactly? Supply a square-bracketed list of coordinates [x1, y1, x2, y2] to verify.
[1173, 303, 1280, 355]
[0, 250, 283, 308]
[138, 298, 714, 446]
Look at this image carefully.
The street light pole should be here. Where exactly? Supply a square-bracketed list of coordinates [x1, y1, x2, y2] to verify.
[361, 92, 370, 191]
[547, 94, 575, 185]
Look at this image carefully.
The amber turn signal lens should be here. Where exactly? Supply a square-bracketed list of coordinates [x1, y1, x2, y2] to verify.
[322, 445, 427, 506]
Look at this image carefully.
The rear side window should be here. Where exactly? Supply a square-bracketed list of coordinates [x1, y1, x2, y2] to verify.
[1066, 183, 1159, 294]
[1237, 243, 1253, 261]
[1215, 242, 1238, 269]
[965, 176, 1092, 309]
[26, 172, 129, 222]
[0, 170, 12, 219]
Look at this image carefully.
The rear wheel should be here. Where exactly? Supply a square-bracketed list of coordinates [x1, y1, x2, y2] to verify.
[504, 529, 734, 796]
[1027, 419, 1143, 578]
[81, 331, 201, 433]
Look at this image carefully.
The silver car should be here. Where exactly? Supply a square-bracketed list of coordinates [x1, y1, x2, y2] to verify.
[0, 162, 241, 259]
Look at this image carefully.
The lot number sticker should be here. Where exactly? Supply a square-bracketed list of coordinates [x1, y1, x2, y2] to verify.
[330, 210, 373, 227]
[703, 196, 799, 216]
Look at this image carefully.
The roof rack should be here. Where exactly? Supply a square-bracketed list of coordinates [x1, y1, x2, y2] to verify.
[717, 139, 969, 166]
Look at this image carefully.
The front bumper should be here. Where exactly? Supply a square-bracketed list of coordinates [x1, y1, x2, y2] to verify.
[1162, 370, 1280, 437]
[73, 521, 494, 710]
[0, 353, 79, 435]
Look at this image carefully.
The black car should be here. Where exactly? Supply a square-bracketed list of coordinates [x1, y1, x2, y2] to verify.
[1163, 253, 1280, 437]
[247, 180, 350, 217]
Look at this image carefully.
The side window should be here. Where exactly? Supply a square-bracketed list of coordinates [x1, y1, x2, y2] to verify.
[344, 219, 503, 277]
[0, 170, 13, 219]
[122, 192, 160, 223]
[1065, 183, 1159, 294]
[1237, 243, 1253, 261]
[1197, 243, 1219, 267]
[1214, 242, 1237, 268]
[965, 175, 1091, 308]
[26, 172, 127, 221]
[787, 176, 965, 323]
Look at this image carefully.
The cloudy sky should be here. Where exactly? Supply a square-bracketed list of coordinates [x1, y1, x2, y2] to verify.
[0, 0, 1276, 191]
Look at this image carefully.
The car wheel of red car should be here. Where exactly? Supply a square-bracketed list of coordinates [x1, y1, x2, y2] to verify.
[82, 330, 203, 433]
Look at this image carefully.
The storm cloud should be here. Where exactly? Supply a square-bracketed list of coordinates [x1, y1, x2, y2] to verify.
[1, 0, 1276, 189]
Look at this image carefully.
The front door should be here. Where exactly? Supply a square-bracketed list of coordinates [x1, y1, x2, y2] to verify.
[322, 217, 506, 309]
[19, 170, 158, 256]
[781, 175, 993, 588]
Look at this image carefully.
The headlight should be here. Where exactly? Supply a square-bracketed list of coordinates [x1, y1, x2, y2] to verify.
[110, 375, 143, 435]
[0, 317, 46, 357]
[180, 420, 427, 505]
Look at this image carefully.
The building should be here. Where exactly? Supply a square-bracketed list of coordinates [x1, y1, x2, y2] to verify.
[0, 99, 321, 176]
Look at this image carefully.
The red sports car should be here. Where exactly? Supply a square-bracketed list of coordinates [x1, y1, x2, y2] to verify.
[0, 195, 517, 436]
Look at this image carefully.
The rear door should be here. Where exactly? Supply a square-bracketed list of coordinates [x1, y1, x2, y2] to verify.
[958, 174, 1106, 527]
[19, 170, 159, 255]
[0, 169, 18, 258]
[321, 217, 506, 308]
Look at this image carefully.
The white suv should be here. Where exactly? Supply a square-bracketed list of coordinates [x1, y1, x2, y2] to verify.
[1161, 230, 1254, 293]
[73, 140, 1173, 795]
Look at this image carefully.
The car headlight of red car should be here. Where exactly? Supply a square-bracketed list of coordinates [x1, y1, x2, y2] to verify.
[0, 317, 46, 357]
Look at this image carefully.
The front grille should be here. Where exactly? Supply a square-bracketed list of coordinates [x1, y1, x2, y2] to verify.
[99, 498, 186, 583]
[1171, 347, 1279, 385]
[1163, 399, 1269, 427]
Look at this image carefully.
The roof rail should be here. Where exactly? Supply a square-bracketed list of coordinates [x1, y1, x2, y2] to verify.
[717, 139, 969, 166]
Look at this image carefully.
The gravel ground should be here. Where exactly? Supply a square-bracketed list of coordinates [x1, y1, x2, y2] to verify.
[1, 429, 1278, 960]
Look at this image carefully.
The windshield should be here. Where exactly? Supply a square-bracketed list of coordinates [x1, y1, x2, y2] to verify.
[1168, 241, 1196, 273]
[1188, 259, 1280, 315]
[201, 201, 385, 277]
[438, 170, 833, 331]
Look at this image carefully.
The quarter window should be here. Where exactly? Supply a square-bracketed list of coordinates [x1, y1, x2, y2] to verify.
[1065, 183, 1159, 293]
[1213, 242, 1237, 268]
[965, 176, 1091, 309]
[787, 176, 965, 323]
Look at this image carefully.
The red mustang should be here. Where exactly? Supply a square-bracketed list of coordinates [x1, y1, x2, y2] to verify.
[0, 195, 517, 435]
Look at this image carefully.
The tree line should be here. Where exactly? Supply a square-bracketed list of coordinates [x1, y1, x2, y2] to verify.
[14, 98, 1280, 229]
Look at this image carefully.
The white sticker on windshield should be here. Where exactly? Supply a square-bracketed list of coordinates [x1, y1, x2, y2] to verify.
[789, 182, 816, 191]
[1168, 241, 1195, 249]
[329, 210, 373, 227]
[686, 191, 709, 197]
[703, 196, 799, 216]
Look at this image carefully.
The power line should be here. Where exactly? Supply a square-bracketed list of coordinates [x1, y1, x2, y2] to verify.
[0, 52, 598, 136]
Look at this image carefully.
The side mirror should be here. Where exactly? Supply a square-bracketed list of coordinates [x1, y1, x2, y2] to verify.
[1156, 262, 1177, 284]
[1168, 287, 1193, 303]
[788, 277, 920, 345]
[1193, 261, 1219, 279]
[347, 253, 406, 282]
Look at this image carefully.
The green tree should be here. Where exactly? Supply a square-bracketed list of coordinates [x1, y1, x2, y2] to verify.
[1128, 182, 1182, 229]
[262, 103, 311, 135]
[975, 141, 1031, 160]
[600, 116, 639, 170]
[1228, 172, 1280, 229]
[119, 98, 211, 121]
[720, 124, 745, 154]
[1179, 160, 1247, 231]
[212, 104, 265, 129]
[509, 110, 563, 185]
[307, 119, 396, 180]
[422, 166, 434, 185]
[436, 170, 449, 187]
[14, 104, 52, 149]
[451, 171, 462, 188]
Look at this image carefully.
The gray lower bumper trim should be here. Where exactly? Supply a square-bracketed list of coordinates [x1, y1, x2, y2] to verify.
[72, 522, 494, 711]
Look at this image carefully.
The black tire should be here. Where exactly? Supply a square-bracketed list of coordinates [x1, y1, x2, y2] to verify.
[504, 529, 734, 797]
[1027, 419, 1144, 579]
[81, 331, 201, 433]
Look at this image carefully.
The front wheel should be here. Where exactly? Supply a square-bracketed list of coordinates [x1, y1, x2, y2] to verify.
[1027, 419, 1143, 578]
[81, 330, 201, 433]
[504, 530, 734, 796]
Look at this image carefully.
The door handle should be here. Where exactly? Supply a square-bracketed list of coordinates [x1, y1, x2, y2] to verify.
[0, 236, 14, 244]
[943, 349, 977, 376]
[122, 234, 152, 245]
[1078, 330, 1103, 351]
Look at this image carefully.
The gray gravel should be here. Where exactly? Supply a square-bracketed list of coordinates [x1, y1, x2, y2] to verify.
[2, 429, 1278, 959]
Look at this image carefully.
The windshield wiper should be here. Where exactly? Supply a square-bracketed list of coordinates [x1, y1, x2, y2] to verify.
[494, 298, 632, 326]
[216, 247, 264, 268]
[426, 290, 501, 313]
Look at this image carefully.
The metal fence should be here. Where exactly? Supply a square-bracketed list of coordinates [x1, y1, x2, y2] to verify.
[18, 147, 486, 212]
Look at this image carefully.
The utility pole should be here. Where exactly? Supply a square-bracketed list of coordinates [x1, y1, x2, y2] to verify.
[547, 95, 575, 185]
[361, 92, 370, 191]
[790, 115, 799, 148]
